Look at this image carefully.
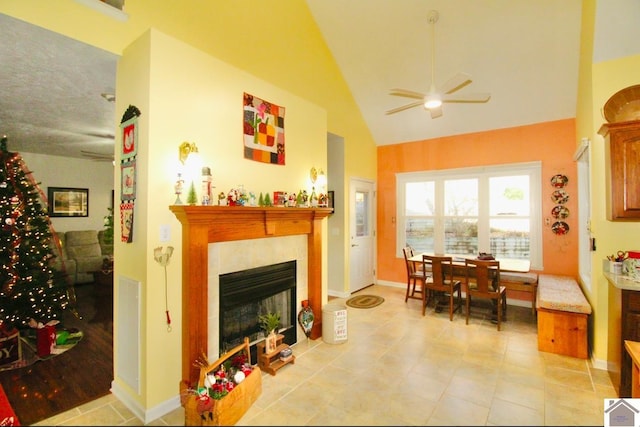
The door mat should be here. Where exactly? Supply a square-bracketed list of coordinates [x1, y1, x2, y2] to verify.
[346, 295, 384, 309]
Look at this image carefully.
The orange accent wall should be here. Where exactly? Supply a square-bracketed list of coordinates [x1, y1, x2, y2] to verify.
[377, 119, 578, 290]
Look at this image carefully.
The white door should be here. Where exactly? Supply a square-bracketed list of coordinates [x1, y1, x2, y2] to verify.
[349, 178, 375, 293]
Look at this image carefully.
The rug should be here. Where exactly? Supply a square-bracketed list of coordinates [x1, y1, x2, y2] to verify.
[0, 383, 19, 426]
[0, 328, 83, 373]
[346, 295, 384, 309]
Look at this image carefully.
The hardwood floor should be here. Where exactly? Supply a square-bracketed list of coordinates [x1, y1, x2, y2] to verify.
[0, 281, 113, 426]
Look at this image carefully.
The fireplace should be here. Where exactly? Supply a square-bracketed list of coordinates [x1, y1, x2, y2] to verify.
[170, 205, 332, 385]
[219, 260, 297, 362]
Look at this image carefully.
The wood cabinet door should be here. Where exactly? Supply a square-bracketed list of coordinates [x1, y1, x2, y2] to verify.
[600, 121, 640, 220]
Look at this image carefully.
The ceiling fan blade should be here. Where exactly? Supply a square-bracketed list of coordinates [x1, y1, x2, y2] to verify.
[386, 101, 424, 115]
[389, 88, 425, 100]
[429, 106, 443, 119]
[442, 92, 491, 103]
[81, 150, 114, 161]
[438, 72, 472, 94]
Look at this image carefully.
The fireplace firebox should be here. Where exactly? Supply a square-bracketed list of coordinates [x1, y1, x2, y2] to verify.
[219, 260, 297, 362]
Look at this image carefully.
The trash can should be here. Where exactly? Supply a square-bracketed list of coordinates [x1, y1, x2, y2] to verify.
[322, 303, 348, 344]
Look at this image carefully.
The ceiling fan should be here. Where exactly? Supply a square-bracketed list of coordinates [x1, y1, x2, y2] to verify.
[386, 10, 491, 119]
[81, 150, 114, 162]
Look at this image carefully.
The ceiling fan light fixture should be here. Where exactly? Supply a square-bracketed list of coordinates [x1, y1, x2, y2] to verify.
[424, 94, 442, 109]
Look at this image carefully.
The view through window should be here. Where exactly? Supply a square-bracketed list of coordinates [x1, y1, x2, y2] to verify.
[397, 162, 542, 268]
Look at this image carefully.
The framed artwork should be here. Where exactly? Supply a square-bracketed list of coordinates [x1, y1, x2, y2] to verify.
[47, 187, 89, 217]
[242, 92, 286, 165]
[120, 116, 138, 159]
[121, 159, 136, 201]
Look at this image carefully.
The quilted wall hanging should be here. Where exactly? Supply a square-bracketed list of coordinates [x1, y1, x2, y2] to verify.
[243, 92, 285, 165]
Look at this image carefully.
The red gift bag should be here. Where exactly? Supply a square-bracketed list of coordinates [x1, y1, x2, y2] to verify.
[36, 325, 56, 358]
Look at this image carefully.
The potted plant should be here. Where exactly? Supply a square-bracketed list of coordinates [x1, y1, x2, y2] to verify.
[258, 312, 280, 353]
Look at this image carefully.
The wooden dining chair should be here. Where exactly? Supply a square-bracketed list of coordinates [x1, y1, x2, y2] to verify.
[402, 246, 426, 302]
[464, 258, 507, 330]
[421, 255, 462, 319]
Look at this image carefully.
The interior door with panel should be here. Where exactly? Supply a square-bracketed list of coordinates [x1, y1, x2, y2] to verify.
[349, 178, 375, 293]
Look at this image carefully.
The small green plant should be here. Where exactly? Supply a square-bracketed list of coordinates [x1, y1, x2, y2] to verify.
[103, 207, 114, 245]
[258, 312, 280, 334]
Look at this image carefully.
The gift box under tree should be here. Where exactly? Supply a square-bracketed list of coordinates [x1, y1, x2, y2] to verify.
[0, 322, 21, 367]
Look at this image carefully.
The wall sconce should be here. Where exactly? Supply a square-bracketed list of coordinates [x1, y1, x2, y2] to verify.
[179, 141, 199, 165]
[310, 167, 327, 189]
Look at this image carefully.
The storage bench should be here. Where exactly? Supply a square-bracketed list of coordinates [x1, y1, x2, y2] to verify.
[536, 274, 592, 359]
[501, 272, 538, 314]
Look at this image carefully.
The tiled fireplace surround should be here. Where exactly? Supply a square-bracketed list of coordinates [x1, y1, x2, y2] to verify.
[170, 205, 332, 385]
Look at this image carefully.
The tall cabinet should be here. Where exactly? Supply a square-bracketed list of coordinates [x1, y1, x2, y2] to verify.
[598, 120, 640, 221]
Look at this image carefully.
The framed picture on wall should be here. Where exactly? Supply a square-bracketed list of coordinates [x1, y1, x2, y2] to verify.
[47, 187, 89, 217]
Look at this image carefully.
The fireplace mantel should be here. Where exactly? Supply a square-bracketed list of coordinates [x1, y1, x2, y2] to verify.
[170, 205, 332, 384]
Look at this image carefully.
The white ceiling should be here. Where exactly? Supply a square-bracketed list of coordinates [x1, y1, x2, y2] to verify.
[0, 13, 117, 160]
[307, 0, 583, 145]
[1, 1, 639, 159]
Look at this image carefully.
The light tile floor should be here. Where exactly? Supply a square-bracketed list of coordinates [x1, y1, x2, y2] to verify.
[34, 284, 615, 426]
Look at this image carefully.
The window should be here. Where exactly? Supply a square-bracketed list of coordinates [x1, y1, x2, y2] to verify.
[397, 162, 542, 269]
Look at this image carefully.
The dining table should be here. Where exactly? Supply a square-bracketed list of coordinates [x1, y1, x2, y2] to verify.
[408, 252, 531, 316]
[407, 252, 531, 273]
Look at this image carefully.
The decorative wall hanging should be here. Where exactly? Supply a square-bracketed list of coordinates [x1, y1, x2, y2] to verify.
[550, 174, 568, 188]
[120, 201, 134, 243]
[550, 189, 569, 204]
[242, 92, 285, 165]
[120, 116, 138, 159]
[121, 159, 136, 201]
[552, 221, 569, 235]
[551, 205, 570, 219]
[119, 105, 141, 243]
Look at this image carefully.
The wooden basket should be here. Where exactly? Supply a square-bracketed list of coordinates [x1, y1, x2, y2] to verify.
[181, 337, 262, 426]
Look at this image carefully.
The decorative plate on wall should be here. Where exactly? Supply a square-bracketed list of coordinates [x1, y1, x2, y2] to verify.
[552, 221, 570, 235]
[551, 205, 570, 219]
[550, 174, 568, 188]
[551, 189, 569, 204]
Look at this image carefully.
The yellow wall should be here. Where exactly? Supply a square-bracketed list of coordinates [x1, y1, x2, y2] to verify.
[587, 54, 640, 368]
[0, 0, 376, 419]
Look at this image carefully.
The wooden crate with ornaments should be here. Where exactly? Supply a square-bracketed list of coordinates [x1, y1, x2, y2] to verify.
[181, 337, 262, 426]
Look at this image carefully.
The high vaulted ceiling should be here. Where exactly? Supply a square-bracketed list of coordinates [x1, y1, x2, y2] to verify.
[306, 0, 583, 145]
[1, 1, 638, 159]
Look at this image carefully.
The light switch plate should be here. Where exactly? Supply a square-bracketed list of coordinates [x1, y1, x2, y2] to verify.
[159, 224, 170, 242]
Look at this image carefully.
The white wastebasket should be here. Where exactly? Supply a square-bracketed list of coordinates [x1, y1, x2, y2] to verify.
[322, 303, 348, 344]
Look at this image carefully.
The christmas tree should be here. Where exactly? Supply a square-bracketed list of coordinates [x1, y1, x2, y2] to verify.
[0, 136, 71, 329]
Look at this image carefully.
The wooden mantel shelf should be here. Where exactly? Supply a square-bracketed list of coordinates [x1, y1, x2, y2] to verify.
[169, 205, 332, 385]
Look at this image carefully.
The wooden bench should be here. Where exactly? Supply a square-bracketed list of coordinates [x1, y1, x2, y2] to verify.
[501, 272, 538, 314]
[536, 274, 592, 359]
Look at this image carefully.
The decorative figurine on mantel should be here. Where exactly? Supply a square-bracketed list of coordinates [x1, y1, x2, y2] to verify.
[174, 172, 184, 205]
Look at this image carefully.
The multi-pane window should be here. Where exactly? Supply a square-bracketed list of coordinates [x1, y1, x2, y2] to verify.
[397, 162, 542, 269]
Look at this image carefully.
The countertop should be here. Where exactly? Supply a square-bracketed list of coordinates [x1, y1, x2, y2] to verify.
[605, 272, 640, 291]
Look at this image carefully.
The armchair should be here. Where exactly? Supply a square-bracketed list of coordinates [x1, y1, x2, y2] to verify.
[65, 230, 108, 284]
